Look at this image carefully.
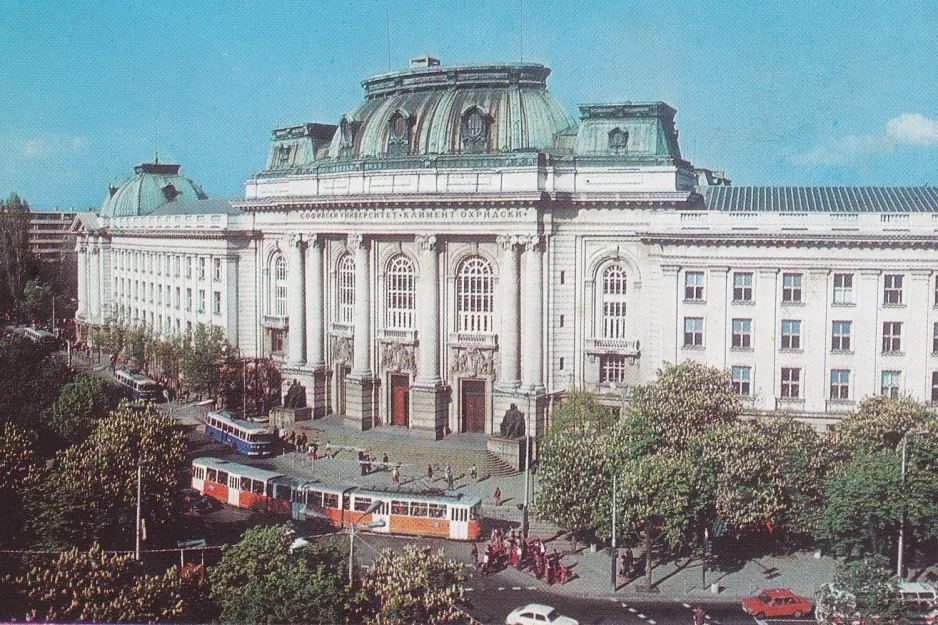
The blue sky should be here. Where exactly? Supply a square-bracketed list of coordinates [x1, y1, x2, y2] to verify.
[2, 0, 936, 210]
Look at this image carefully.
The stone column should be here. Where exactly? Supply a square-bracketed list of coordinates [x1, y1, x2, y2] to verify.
[350, 233, 371, 378]
[305, 235, 325, 368]
[497, 235, 521, 390]
[88, 237, 100, 325]
[287, 234, 306, 366]
[521, 235, 544, 393]
[414, 234, 440, 387]
[305, 235, 330, 418]
[345, 233, 378, 430]
[412, 234, 448, 440]
[76, 238, 88, 318]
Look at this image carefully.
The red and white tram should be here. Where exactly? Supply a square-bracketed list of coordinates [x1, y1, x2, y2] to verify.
[191, 457, 482, 541]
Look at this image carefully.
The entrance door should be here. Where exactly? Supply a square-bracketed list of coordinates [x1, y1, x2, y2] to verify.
[390, 374, 410, 427]
[461, 380, 486, 433]
[337, 365, 351, 415]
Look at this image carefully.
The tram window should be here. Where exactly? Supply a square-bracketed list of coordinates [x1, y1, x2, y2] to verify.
[276, 484, 292, 500]
[217, 471, 228, 486]
[342, 496, 350, 510]
[354, 497, 372, 512]
[323, 493, 339, 508]
[410, 502, 428, 517]
[307, 491, 323, 507]
[428, 503, 446, 518]
[391, 500, 408, 515]
[229, 475, 239, 489]
[206, 468, 217, 483]
[252, 480, 264, 495]
[240, 477, 251, 491]
[470, 505, 479, 521]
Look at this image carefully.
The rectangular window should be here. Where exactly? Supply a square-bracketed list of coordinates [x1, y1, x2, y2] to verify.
[934, 323, 938, 354]
[156, 285, 162, 305]
[213, 291, 222, 315]
[782, 273, 802, 303]
[882, 321, 902, 353]
[881, 370, 901, 398]
[684, 271, 704, 301]
[781, 319, 802, 350]
[173, 255, 180, 277]
[831, 320, 852, 351]
[198, 257, 206, 280]
[733, 272, 753, 302]
[683, 317, 703, 347]
[165, 285, 171, 307]
[186, 256, 192, 279]
[198, 289, 206, 313]
[148, 283, 153, 303]
[559, 314, 565, 328]
[213, 258, 222, 282]
[731, 318, 752, 349]
[830, 369, 850, 400]
[731, 366, 751, 396]
[932, 372, 938, 404]
[599, 355, 627, 384]
[156, 254, 162, 275]
[884, 274, 903, 305]
[175, 287, 181, 310]
[781, 367, 801, 398]
[270, 329, 284, 353]
[833, 273, 854, 304]
[186, 288, 192, 312]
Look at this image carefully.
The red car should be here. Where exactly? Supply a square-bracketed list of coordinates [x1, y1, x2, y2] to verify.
[742, 589, 814, 619]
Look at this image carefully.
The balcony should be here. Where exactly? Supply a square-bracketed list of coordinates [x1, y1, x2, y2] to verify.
[585, 337, 641, 357]
[448, 332, 497, 349]
[331, 322, 354, 338]
[379, 328, 417, 344]
[825, 399, 856, 414]
[263, 315, 288, 330]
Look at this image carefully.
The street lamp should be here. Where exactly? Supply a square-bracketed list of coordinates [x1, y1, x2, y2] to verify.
[348, 500, 385, 584]
[898, 429, 930, 579]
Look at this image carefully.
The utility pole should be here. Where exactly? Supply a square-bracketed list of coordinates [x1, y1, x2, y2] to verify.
[348, 523, 356, 585]
[135, 460, 142, 561]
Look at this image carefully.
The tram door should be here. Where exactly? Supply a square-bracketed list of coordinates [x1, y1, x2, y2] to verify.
[461, 380, 486, 433]
[390, 374, 409, 427]
[337, 365, 351, 415]
[449, 505, 469, 540]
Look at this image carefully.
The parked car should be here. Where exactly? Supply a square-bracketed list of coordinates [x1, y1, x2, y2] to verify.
[190, 495, 220, 515]
[506, 603, 579, 625]
[742, 589, 813, 619]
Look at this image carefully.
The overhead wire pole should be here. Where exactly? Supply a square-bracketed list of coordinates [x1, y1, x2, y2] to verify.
[610, 473, 617, 588]
[135, 460, 142, 561]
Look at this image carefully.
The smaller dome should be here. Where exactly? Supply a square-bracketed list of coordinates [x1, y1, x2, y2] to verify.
[100, 162, 207, 218]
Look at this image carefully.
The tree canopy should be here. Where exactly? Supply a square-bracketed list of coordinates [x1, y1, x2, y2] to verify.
[209, 524, 349, 625]
[816, 555, 905, 625]
[0, 193, 35, 317]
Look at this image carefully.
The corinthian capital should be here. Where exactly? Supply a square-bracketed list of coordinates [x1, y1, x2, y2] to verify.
[347, 233, 364, 250]
[414, 234, 438, 252]
[523, 234, 543, 252]
[497, 234, 520, 251]
[291, 233, 304, 248]
[306, 233, 321, 248]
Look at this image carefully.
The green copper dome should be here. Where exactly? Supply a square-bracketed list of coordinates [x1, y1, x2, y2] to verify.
[327, 59, 576, 160]
[99, 162, 208, 218]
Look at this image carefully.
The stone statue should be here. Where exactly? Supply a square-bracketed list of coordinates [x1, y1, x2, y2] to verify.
[284, 379, 307, 409]
[499, 403, 525, 439]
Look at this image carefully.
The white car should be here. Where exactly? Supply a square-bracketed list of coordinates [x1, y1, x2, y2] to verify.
[506, 603, 579, 625]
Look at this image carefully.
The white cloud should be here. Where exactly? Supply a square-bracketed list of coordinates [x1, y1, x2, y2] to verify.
[10, 134, 88, 159]
[885, 113, 938, 146]
[790, 113, 938, 166]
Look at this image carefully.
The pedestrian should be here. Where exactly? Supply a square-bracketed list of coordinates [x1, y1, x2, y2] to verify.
[358, 451, 366, 476]
[469, 464, 478, 481]
[445, 464, 454, 489]
[391, 466, 400, 487]
[364, 454, 372, 474]
[494, 486, 502, 507]
[382, 452, 389, 469]
[470, 542, 479, 567]
[427, 463, 434, 481]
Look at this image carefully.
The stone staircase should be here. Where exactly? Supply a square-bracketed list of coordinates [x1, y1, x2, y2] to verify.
[299, 426, 517, 481]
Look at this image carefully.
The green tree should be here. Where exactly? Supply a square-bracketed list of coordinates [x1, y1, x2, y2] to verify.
[20, 279, 52, 324]
[43, 374, 122, 445]
[209, 524, 349, 625]
[181, 323, 231, 397]
[0, 335, 73, 440]
[91, 321, 127, 359]
[0, 193, 35, 317]
[0, 422, 41, 548]
[361, 544, 469, 625]
[816, 555, 905, 625]
[836, 395, 934, 457]
[628, 361, 741, 450]
[28, 402, 187, 549]
[13, 543, 209, 623]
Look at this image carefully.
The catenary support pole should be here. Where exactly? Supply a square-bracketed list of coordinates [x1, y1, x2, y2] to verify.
[135, 460, 142, 561]
[611, 474, 617, 588]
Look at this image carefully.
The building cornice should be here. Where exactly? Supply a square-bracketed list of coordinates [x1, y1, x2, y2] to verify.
[640, 231, 938, 249]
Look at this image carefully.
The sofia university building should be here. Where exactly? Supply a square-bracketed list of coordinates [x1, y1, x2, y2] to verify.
[74, 57, 938, 437]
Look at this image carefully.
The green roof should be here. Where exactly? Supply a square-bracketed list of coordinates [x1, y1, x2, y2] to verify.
[100, 162, 208, 218]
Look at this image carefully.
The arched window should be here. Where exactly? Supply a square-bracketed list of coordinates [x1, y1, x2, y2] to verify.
[456, 256, 494, 333]
[608, 127, 629, 153]
[270, 256, 287, 317]
[461, 108, 490, 154]
[387, 111, 411, 157]
[337, 254, 356, 324]
[386, 255, 416, 330]
[601, 264, 627, 339]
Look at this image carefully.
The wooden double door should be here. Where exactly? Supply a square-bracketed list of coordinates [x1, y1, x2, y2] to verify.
[460, 379, 486, 433]
[389, 373, 410, 427]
